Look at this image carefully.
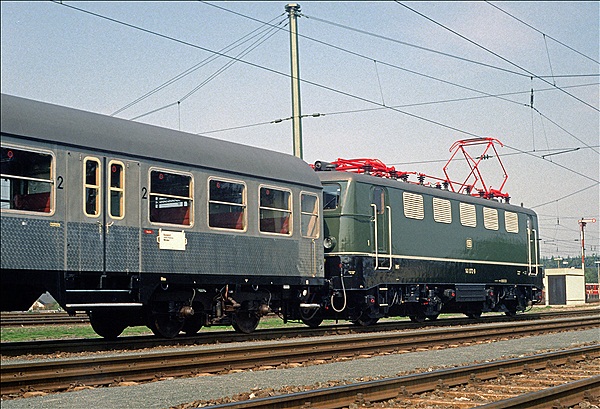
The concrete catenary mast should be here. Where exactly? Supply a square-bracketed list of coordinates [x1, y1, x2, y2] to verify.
[286, 3, 303, 159]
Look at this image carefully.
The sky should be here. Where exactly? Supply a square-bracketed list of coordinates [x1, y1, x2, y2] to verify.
[1, 1, 599, 262]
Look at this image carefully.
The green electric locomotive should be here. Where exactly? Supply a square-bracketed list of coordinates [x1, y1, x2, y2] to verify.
[305, 162, 543, 326]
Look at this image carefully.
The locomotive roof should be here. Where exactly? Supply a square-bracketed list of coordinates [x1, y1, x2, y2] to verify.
[316, 169, 538, 216]
[1, 94, 321, 189]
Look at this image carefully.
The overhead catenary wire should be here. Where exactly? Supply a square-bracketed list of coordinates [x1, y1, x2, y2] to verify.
[396, 2, 599, 113]
[130, 17, 286, 121]
[485, 1, 600, 65]
[112, 13, 287, 116]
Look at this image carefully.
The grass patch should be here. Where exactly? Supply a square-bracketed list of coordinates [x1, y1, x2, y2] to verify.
[0, 325, 153, 342]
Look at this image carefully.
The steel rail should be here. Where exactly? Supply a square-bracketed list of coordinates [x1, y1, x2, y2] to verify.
[206, 345, 600, 409]
[479, 376, 600, 408]
[1, 316, 598, 395]
[1, 308, 596, 356]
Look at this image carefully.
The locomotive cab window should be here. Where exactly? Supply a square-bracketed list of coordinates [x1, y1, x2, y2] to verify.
[259, 186, 291, 235]
[372, 187, 385, 215]
[301, 193, 319, 238]
[1, 146, 53, 214]
[323, 184, 341, 210]
[84, 157, 101, 217]
[149, 170, 193, 226]
[208, 178, 246, 230]
[108, 161, 125, 219]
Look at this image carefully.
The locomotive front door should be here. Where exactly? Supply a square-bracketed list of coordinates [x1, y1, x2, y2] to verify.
[371, 186, 391, 269]
[67, 153, 140, 274]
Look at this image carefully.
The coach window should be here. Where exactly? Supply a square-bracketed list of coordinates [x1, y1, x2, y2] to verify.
[84, 157, 101, 217]
[149, 170, 193, 226]
[301, 193, 319, 238]
[323, 184, 341, 210]
[108, 161, 125, 219]
[483, 207, 499, 230]
[259, 186, 291, 235]
[208, 179, 246, 230]
[0, 146, 53, 214]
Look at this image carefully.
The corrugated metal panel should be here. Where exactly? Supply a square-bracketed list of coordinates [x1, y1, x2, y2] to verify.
[505, 211, 519, 233]
[403, 192, 424, 220]
[460, 202, 477, 227]
[433, 197, 452, 224]
[483, 207, 499, 230]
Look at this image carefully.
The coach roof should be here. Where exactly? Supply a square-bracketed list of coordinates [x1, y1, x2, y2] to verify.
[1, 94, 321, 189]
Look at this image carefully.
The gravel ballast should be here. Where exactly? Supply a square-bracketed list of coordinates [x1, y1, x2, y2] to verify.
[2, 328, 598, 409]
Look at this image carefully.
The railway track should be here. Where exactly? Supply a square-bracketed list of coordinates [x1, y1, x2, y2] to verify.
[1, 308, 597, 357]
[200, 345, 600, 409]
[0, 312, 88, 326]
[1, 315, 598, 396]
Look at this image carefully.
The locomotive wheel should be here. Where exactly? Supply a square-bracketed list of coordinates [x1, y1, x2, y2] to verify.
[89, 311, 127, 340]
[232, 308, 260, 333]
[409, 314, 426, 323]
[300, 308, 324, 328]
[352, 313, 379, 326]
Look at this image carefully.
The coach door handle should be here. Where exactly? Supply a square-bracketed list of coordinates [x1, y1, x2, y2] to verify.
[96, 221, 103, 234]
[106, 221, 114, 234]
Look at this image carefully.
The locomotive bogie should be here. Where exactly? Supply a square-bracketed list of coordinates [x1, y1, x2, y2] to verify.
[1, 94, 324, 337]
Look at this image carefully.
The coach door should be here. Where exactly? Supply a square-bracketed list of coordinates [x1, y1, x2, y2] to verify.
[371, 186, 392, 269]
[69, 154, 140, 273]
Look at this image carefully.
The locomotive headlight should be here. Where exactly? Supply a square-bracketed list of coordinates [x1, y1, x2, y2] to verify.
[323, 236, 337, 250]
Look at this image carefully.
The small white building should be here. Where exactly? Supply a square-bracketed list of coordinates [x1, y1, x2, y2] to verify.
[544, 268, 585, 305]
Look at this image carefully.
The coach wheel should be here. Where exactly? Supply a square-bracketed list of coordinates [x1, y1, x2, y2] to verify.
[147, 301, 185, 338]
[465, 311, 482, 319]
[504, 309, 517, 317]
[89, 311, 126, 340]
[426, 313, 439, 321]
[300, 308, 324, 328]
[232, 308, 260, 334]
[409, 314, 426, 323]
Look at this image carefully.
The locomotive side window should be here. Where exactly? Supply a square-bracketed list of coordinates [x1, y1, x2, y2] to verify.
[505, 211, 519, 233]
[301, 193, 319, 238]
[459, 202, 477, 227]
[149, 170, 193, 226]
[208, 178, 246, 230]
[403, 192, 424, 220]
[323, 184, 341, 210]
[483, 207, 499, 230]
[372, 187, 385, 215]
[259, 186, 292, 235]
[84, 157, 101, 217]
[0, 146, 53, 213]
[108, 161, 125, 219]
[433, 197, 452, 224]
